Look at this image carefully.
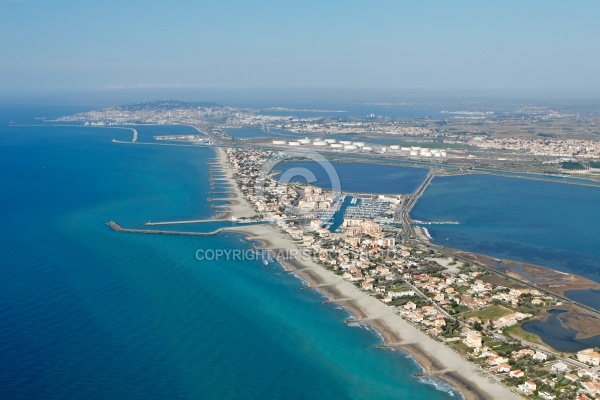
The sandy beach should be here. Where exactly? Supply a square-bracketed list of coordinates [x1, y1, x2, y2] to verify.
[214, 146, 520, 399]
[227, 223, 521, 400]
[211, 147, 258, 220]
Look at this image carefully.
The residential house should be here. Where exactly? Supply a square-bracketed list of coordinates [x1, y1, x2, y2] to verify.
[509, 369, 525, 378]
[518, 380, 536, 395]
[487, 355, 509, 366]
[538, 391, 556, 400]
[551, 362, 568, 374]
[490, 363, 511, 373]
[577, 348, 600, 366]
[513, 349, 535, 360]
[462, 330, 482, 349]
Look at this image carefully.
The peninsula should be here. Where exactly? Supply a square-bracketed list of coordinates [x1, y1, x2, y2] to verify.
[71, 100, 600, 399]
[220, 146, 600, 400]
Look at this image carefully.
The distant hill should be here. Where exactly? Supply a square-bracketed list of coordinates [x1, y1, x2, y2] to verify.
[115, 100, 222, 112]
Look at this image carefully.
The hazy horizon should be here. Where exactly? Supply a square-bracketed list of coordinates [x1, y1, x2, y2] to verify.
[4, 87, 600, 109]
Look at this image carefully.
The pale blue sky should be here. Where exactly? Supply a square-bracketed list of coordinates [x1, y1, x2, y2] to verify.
[1, 0, 600, 101]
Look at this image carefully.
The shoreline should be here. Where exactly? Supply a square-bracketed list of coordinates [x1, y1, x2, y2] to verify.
[227, 223, 520, 400]
[211, 147, 258, 221]
[414, 225, 600, 348]
[213, 146, 520, 399]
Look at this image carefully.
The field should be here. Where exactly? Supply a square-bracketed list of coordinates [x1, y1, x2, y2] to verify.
[460, 304, 514, 321]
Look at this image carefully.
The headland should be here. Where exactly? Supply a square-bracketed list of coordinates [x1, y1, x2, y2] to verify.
[84, 100, 600, 399]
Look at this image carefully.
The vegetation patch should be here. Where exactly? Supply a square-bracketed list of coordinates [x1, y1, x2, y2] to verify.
[460, 304, 514, 321]
[504, 325, 544, 346]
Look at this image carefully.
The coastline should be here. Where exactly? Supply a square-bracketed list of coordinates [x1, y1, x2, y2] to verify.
[414, 225, 600, 350]
[228, 223, 519, 400]
[447, 250, 600, 344]
[213, 147, 520, 400]
[212, 147, 258, 220]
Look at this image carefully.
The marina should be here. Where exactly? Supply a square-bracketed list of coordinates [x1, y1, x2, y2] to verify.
[7, 0, 600, 397]
[343, 195, 398, 219]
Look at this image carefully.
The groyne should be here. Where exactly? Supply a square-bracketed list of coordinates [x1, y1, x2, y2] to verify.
[107, 221, 225, 236]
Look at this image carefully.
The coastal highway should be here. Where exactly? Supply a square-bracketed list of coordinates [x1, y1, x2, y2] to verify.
[419, 241, 600, 323]
[491, 331, 591, 370]
[396, 170, 435, 238]
[199, 134, 600, 320]
[392, 168, 600, 321]
[167, 121, 600, 191]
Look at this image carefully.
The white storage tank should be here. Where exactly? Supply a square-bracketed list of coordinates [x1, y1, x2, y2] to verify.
[330, 143, 344, 148]
[389, 145, 400, 150]
[440, 151, 447, 157]
[353, 142, 366, 147]
[434, 153, 442, 157]
[312, 141, 328, 146]
[340, 140, 352, 145]
[324, 138, 337, 144]
[344, 145, 358, 150]
[409, 150, 418, 156]
[362, 146, 373, 151]
[272, 140, 286, 145]
[288, 141, 301, 146]
[411, 146, 422, 151]
[401, 147, 411, 151]
[298, 138, 312, 144]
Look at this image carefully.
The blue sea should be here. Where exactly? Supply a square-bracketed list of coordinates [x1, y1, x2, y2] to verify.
[0, 110, 454, 399]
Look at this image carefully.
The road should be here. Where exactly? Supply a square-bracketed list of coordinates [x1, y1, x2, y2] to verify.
[395, 170, 434, 238]
[392, 167, 600, 321]
[400, 278, 455, 321]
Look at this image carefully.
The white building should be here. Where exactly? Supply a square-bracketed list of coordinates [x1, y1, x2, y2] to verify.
[550, 362, 568, 373]
[577, 348, 600, 366]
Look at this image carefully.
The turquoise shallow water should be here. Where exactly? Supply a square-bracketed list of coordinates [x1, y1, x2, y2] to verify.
[0, 122, 454, 399]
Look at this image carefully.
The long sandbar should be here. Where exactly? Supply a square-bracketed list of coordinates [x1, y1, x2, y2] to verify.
[214, 147, 519, 399]
[227, 223, 520, 400]
[212, 147, 258, 220]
